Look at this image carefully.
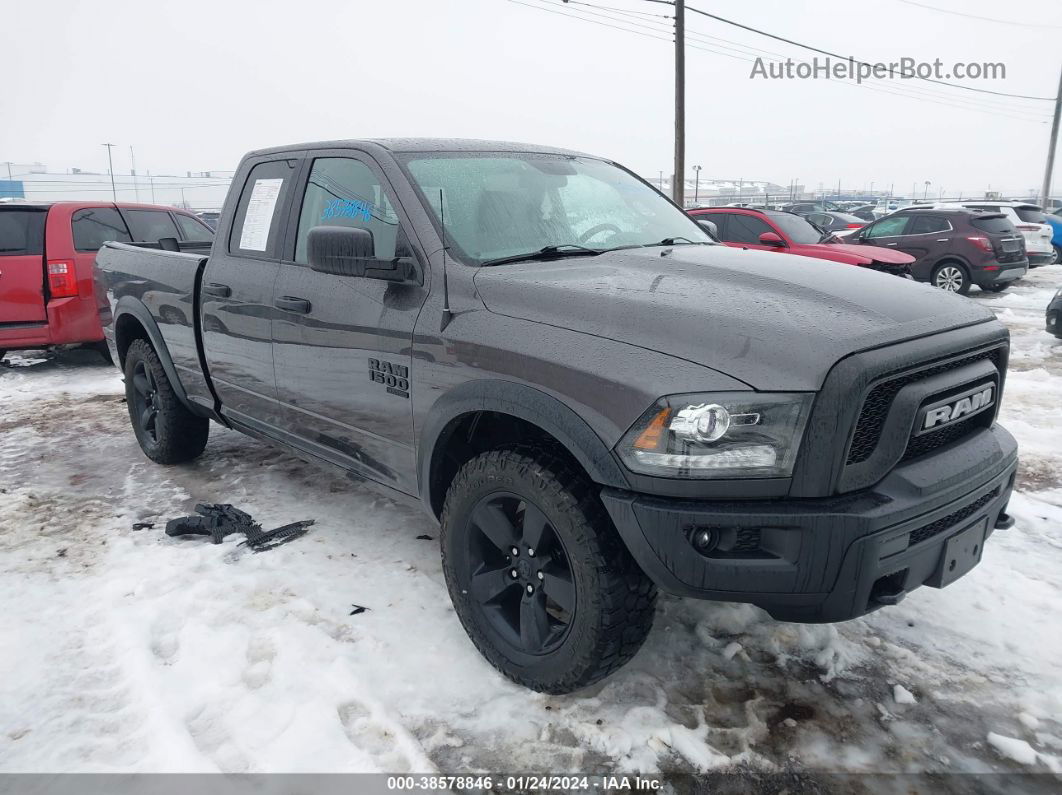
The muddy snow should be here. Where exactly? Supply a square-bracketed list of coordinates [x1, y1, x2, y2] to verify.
[2, 269, 1061, 780]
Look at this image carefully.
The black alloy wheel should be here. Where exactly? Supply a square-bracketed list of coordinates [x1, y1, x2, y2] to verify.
[465, 492, 576, 655]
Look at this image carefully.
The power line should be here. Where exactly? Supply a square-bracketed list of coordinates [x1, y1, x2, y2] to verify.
[506, 0, 672, 42]
[560, 0, 671, 20]
[897, 0, 1062, 30]
[514, 0, 1051, 121]
[684, 3, 1058, 101]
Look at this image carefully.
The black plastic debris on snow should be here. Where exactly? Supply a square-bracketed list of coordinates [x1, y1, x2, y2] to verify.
[165, 503, 314, 552]
[349, 604, 371, 616]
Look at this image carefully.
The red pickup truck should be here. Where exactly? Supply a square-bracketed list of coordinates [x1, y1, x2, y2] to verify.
[0, 201, 213, 361]
[690, 207, 914, 275]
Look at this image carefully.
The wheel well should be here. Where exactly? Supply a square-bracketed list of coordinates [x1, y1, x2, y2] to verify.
[427, 411, 587, 519]
[114, 313, 150, 368]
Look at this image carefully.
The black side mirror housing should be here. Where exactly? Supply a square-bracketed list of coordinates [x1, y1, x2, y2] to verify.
[307, 225, 417, 283]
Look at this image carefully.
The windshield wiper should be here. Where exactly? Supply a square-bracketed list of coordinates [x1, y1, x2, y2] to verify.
[483, 244, 604, 267]
[649, 236, 709, 246]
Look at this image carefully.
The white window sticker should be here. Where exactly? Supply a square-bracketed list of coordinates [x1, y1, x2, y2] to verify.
[239, 178, 284, 251]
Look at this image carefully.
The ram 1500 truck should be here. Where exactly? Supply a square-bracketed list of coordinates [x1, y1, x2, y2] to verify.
[95, 139, 1018, 694]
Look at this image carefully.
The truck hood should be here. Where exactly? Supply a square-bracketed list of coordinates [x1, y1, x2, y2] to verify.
[473, 245, 996, 391]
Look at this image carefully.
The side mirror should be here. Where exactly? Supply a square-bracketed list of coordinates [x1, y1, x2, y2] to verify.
[695, 219, 719, 239]
[307, 225, 416, 283]
[758, 231, 785, 247]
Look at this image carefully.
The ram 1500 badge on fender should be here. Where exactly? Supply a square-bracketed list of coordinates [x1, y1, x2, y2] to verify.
[94, 139, 1018, 693]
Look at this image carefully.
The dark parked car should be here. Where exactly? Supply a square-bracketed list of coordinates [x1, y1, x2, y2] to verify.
[96, 138, 1017, 693]
[848, 204, 878, 222]
[849, 208, 1028, 294]
[781, 201, 839, 216]
[804, 211, 867, 234]
[1048, 287, 1062, 337]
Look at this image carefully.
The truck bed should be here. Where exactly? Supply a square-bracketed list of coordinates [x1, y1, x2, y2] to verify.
[95, 241, 215, 414]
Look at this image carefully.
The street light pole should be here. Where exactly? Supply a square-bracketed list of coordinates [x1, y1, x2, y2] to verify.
[129, 145, 140, 202]
[693, 165, 701, 205]
[1041, 64, 1062, 209]
[102, 143, 117, 201]
[672, 0, 685, 206]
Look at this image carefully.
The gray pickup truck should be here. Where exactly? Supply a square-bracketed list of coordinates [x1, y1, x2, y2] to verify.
[94, 139, 1018, 693]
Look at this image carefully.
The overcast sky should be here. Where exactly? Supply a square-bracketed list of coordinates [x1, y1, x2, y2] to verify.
[4, 0, 1061, 198]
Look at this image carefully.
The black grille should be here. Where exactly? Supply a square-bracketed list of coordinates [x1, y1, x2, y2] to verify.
[908, 487, 999, 546]
[901, 414, 986, 462]
[846, 348, 1001, 465]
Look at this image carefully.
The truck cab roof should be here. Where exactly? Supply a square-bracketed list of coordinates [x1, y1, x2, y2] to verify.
[246, 138, 593, 158]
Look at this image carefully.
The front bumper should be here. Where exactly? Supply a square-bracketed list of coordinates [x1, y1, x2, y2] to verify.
[601, 425, 1017, 623]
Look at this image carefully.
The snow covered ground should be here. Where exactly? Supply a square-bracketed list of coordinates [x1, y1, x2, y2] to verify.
[1, 269, 1061, 781]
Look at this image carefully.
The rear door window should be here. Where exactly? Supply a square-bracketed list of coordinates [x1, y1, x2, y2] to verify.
[229, 159, 297, 257]
[0, 208, 46, 255]
[693, 213, 727, 238]
[174, 213, 214, 243]
[907, 215, 951, 235]
[725, 214, 774, 244]
[72, 207, 132, 251]
[124, 209, 181, 243]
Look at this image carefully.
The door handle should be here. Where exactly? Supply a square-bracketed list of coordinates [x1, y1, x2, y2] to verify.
[203, 282, 231, 297]
[885, 242, 898, 246]
[936, 238, 949, 242]
[275, 296, 312, 314]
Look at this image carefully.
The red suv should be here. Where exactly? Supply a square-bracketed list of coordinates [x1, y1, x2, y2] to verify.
[0, 202, 213, 361]
[689, 207, 913, 276]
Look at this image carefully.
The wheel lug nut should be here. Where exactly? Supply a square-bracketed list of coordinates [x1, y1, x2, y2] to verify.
[511, 546, 519, 556]
[537, 571, 544, 580]
[527, 548, 535, 557]
[510, 569, 519, 579]
[526, 584, 534, 594]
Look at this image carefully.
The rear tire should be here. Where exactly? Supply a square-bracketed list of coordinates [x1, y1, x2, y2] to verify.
[123, 339, 208, 464]
[932, 262, 970, 295]
[441, 448, 656, 693]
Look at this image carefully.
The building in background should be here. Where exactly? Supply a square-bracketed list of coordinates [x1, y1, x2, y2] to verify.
[0, 162, 232, 211]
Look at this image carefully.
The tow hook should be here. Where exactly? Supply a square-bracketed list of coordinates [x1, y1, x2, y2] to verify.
[994, 512, 1015, 530]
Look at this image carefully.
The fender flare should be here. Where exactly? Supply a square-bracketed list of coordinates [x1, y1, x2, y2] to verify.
[417, 379, 632, 517]
[112, 297, 194, 411]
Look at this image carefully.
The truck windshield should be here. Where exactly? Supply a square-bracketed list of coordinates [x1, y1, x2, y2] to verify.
[401, 153, 711, 265]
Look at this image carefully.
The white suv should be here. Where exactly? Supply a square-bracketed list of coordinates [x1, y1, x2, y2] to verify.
[953, 202, 1055, 266]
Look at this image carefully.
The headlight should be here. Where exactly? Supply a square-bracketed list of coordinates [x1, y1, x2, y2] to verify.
[617, 392, 813, 479]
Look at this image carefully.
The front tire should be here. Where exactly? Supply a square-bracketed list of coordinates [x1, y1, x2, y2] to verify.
[932, 262, 970, 295]
[441, 448, 656, 693]
[123, 339, 208, 464]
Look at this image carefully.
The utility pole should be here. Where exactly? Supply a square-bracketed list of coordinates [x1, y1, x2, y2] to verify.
[1041, 64, 1062, 209]
[148, 173, 156, 203]
[3, 162, 11, 180]
[130, 145, 140, 202]
[102, 143, 117, 201]
[693, 164, 701, 204]
[673, 0, 685, 206]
